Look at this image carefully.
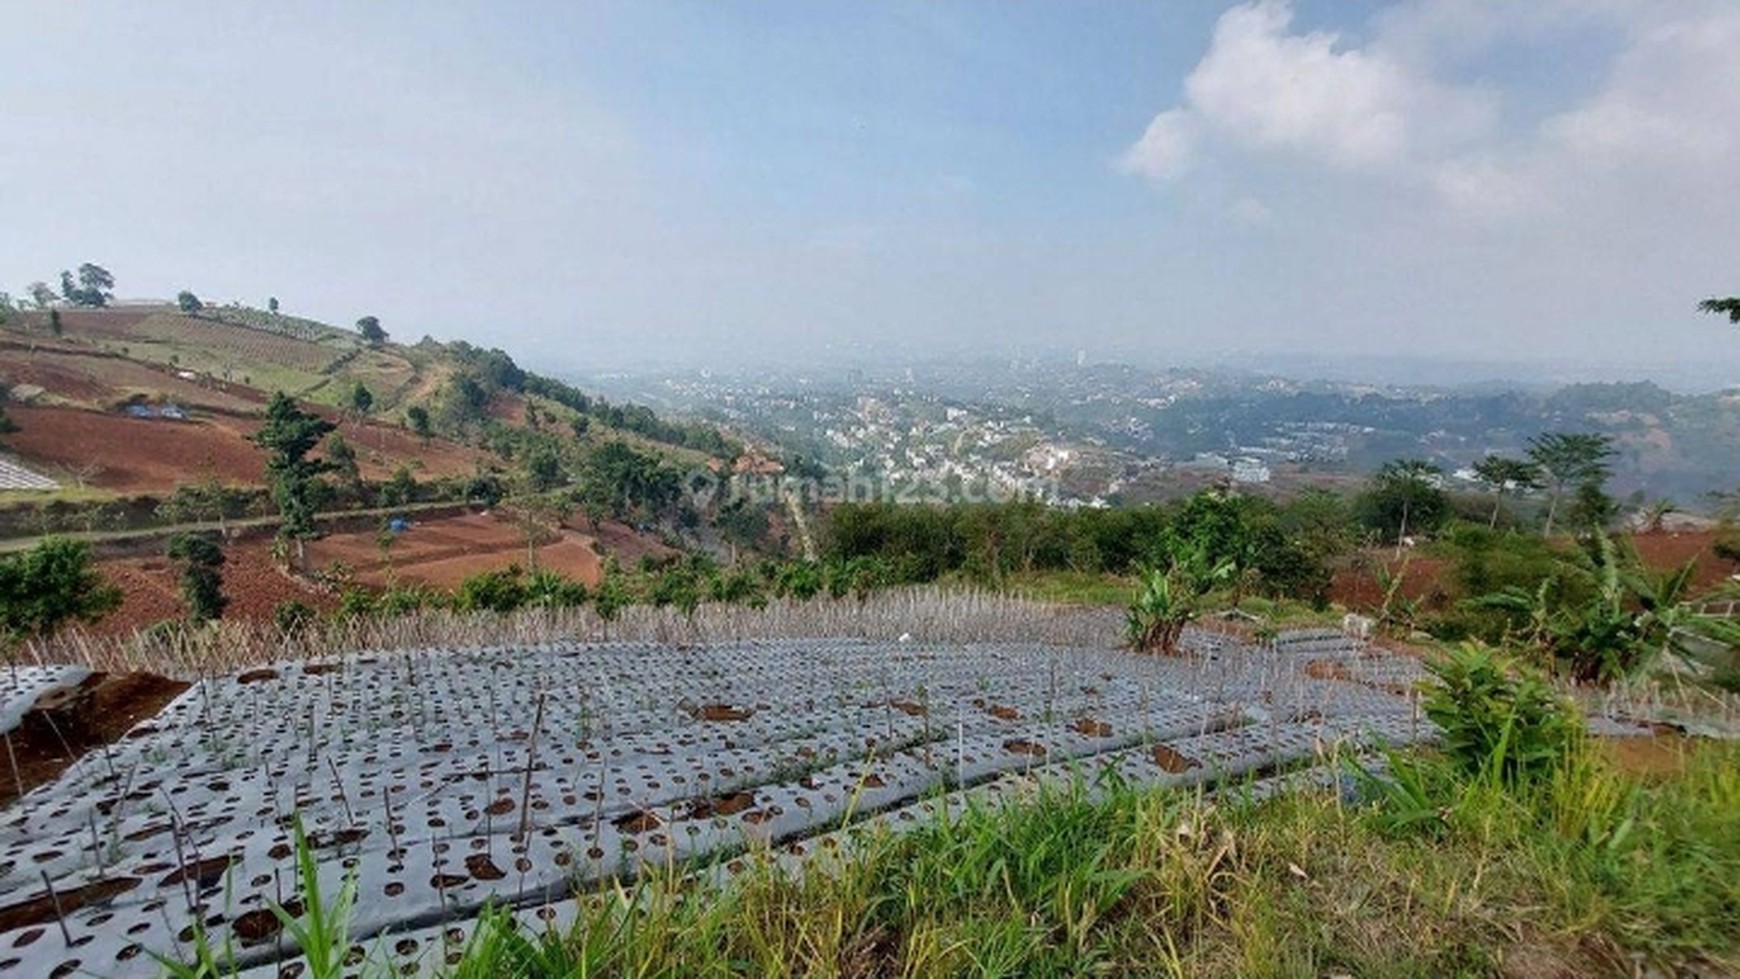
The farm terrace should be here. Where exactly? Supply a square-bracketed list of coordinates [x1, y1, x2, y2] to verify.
[1, 630, 1430, 977]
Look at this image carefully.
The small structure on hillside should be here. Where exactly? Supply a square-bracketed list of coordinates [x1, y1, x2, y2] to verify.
[122, 402, 189, 421]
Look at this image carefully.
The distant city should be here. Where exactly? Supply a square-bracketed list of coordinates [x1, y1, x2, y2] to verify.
[575, 354, 1740, 509]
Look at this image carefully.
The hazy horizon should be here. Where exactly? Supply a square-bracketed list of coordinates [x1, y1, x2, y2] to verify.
[5, 1, 1739, 384]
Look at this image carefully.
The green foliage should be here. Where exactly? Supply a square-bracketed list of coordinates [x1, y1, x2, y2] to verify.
[380, 465, 417, 507]
[592, 571, 629, 622]
[346, 381, 374, 416]
[525, 568, 588, 609]
[1356, 458, 1447, 541]
[355, 314, 387, 346]
[251, 392, 338, 546]
[270, 818, 358, 979]
[1527, 432, 1616, 537]
[323, 434, 363, 503]
[707, 566, 767, 607]
[648, 563, 704, 616]
[1421, 644, 1579, 783]
[166, 531, 226, 623]
[0, 537, 122, 652]
[523, 444, 564, 493]
[774, 560, 822, 600]
[58, 262, 114, 307]
[454, 565, 531, 614]
[820, 491, 1328, 597]
[1470, 454, 1540, 528]
[405, 404, 432, 441]
[273, 600, 316, 635]
[575, 441, 680, 523]
[1468, 533, 1698, 681]
[1127, 542, 1233, 653]
[175, 290, 203, 314]
[1697, 295, 1740, 323]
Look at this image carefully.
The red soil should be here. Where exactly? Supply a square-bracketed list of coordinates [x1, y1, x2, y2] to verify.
[5, 405, 268, 491]
[0, 670, 191, 806]
[1330, 531, 1739, 613]
[0, 345, 264, 413]
[3, 404, 489, 495]
[306, 512, 604, 590]
[95, 537, 339, 635]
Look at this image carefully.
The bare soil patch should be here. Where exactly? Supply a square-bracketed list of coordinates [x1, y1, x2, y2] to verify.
[307, 512, 604, 590]
[5, 405, 265, 492]
[0, 671, 189, 806]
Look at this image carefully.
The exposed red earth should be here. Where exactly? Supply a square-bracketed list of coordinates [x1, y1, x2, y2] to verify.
[4, 404, 490, 494]
[1330, 530, 1738, 613]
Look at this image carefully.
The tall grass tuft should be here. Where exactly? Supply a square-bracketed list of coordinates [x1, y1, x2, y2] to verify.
[26, 586, 1122, 676]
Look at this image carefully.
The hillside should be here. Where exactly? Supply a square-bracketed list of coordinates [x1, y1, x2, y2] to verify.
[0, 301, 765, 626]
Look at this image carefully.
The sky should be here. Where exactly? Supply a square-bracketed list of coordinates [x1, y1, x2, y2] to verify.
[3, 1, 1739, 385]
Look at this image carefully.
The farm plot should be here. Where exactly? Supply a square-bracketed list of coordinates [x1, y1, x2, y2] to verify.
[0, 630, 1428, 978]
[0, 456, 57, 492]
[0, 666, 91, 736]
[127, 315, 344, 375]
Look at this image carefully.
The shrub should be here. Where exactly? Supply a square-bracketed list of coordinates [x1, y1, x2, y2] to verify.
[378, 585, 442, 615]
[335, 587, 379, 620]
[274, 600, 316, 635]
[1126, 544, 1232, 653]
[524, 569, 588, 609]
[167, 531, 227, 623]
[1421, 643, 1579, 783]
[454, 566, 529, 614]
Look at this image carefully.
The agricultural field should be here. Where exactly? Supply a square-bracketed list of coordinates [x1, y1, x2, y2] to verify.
[4, 308, 425, 414]
[0, 405, 489, 499]
[0, 346, 263, 414]
[0, 626, 1447, 977]
[307, 512, 606, 591]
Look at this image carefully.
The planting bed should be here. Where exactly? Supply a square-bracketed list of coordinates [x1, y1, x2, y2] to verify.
[0, 629, 1427, 978]
[0, 666, 91, 736]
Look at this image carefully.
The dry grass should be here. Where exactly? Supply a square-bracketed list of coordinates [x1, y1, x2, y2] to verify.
[21, 587, 1124, 678]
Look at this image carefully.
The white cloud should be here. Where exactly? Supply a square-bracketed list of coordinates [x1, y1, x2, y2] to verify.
[1116, 108, 1195, 181]
[1124, 1, 1740, 227]
[1124, 0, 1492, 182]
[1540, 12, 1740, 170]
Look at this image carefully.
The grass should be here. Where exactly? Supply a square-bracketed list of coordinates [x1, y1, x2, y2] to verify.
[26, 587, 1123, 675]
[459, 739, 1739, 978]
[193, 737, 1737, 978]
[1002, 569, 1134, 607]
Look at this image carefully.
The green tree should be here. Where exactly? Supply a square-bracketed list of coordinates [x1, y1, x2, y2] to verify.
[405, 404, 432, 443]
[166, 531, 227, 623]
[1471, 455, 1540, 529]
[1698, 296, 1740, 323]
[59, 263, 114, 307]
[1526, 432, 1616, 537]
[0, 538, 122, 669]
[1359, 459, 1447, 547]
[26, 281, 55, 309]
[251, 392, 337, 568]
[267, 296, 280, 314]
[347, 382, 375, 417]
[523, 444, 564, 493]
[356, 315, 387, 346]
[381, 465, 417, 507]
[325, 434, 364, 503]
[176, 290, 203, 314]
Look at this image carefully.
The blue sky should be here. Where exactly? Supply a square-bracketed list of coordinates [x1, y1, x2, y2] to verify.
[3, 2, 1738, 383]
